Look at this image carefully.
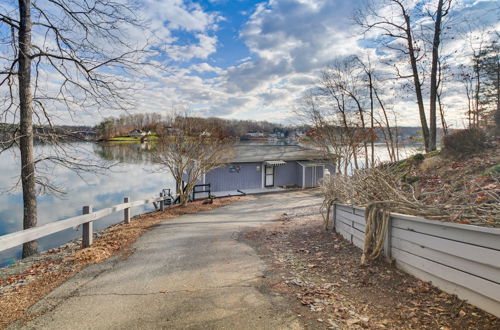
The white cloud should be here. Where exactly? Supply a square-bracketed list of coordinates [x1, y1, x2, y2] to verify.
[2, 0, 497, 128]
[166, 34, 218, 61]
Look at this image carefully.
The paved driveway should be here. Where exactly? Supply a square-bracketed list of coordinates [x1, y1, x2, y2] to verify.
[11, 190, 323, 330]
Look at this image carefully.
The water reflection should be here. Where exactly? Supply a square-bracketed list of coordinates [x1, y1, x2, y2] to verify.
[0, 141, 420, 266]
[93, 142, 155, 163]
[0, 142, 173, 266]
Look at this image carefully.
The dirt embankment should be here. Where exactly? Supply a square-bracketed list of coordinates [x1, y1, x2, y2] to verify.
[0, 197, 242, 329]
[243, 205, 499, 329]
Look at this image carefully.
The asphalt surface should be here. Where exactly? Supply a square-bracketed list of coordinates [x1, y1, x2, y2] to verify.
[11, 190, 323, 330]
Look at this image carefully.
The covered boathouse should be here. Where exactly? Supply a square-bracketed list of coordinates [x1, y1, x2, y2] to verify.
[194, 145, 335, 198]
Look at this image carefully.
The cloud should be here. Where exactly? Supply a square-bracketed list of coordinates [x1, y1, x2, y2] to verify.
[2, 0, 497, 128]
[166, 34, 218, 61]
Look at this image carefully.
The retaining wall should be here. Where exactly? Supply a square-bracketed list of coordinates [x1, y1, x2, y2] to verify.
[332, 203, 500, 317]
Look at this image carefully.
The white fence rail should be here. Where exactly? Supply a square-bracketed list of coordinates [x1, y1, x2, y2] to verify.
[0, 193, 173, 253]
[332, 203, 500, 317]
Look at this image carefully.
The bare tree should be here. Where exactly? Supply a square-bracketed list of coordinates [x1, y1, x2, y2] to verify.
[152, 115, 235, 206]
[0, 0, 148, 257]
[356, 0, 451, 152]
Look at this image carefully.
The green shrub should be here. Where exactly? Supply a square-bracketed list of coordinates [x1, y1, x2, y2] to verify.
[442, 128, 487, 157]
[411, 153, 425, 162]
[484, 164, 500, 176]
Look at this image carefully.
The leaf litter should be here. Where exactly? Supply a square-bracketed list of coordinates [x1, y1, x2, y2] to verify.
[243, 203, 499, 329]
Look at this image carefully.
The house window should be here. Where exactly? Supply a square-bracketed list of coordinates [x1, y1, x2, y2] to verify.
[228, 165, 240, 173]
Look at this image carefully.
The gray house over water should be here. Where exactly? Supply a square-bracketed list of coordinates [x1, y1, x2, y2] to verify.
[193, 145, 334, 198]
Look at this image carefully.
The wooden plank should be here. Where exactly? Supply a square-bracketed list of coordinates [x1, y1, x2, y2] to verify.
[396, 259, 500, 318]
[392, 227, 500, 268]
[336, 204, 354, 213]
[336, 223, 351, 242]
[354, 208, 365, 217]
[392, 237, 500, 284]
[0, 195, 165, 252]
[336, 213, 366, 230]
[392, 248, 500, 302]
[337, 209, 365, 226]
[337, 214, 365, 227]
[392, 215, 500, 250]
[0, 213, 96, 252]
[130, 196, 164, 208]
[336, 221, 365, 242]
[352, 221, 365, 233]
[336, 203, 365, 213]
[352, 236, 364, 249]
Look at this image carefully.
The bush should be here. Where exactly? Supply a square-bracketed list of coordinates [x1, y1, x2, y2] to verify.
[442, 128, 487, 157]
[411, 153, 425, 162]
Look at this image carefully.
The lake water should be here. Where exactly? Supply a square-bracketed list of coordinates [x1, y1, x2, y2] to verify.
[0, 141, 420, 266]
[0, 142, 175, 265]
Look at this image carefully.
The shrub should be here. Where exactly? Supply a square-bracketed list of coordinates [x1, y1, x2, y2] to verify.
[442, 128, 487, 157]
[411, 153, 425, 162]
[484, 164, 500, 176]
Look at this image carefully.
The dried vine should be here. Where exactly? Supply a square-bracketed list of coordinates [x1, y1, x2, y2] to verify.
[320, 165, 500, 264]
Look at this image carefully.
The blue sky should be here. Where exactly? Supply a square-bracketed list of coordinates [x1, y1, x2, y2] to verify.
[1, 0, 499, 127]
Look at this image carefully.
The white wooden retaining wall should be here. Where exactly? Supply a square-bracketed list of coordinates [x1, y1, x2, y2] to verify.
[333, 203, 500, 317]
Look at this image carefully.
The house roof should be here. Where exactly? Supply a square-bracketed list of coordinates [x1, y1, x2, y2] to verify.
[233, 144, 327, 163]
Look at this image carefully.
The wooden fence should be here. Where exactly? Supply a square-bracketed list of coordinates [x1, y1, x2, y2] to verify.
[0, 193, 173, 254]
[332, 203, 500, 317]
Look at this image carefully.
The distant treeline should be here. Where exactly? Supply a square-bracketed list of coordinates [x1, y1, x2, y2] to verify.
[0, 116, 453, 145]
[93, 113, 452, 143]
[0, 123, 96, 143]
[94, 113, 309, 140]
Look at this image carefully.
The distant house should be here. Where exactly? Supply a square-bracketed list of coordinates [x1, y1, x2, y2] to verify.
[290, 130, 306, 140]
[185, 145, 335, 198]
[247, 131, 265, 138]
[129, 129, 146, 137]
[200, 130, 212, 137]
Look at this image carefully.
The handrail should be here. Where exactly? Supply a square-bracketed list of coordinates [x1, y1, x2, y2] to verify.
[0, 195, 168, 253]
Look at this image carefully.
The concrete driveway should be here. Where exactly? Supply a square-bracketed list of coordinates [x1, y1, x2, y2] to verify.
[11, 190, 323, 330]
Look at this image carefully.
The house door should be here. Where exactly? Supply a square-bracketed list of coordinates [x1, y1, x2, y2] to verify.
[265, 165, 274, 187]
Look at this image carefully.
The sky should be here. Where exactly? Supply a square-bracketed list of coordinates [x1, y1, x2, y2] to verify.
[1, 0, 499, 127]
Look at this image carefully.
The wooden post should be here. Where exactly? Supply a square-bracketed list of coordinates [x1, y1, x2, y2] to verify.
[384, 216, 393, 261]
[332, 203, 337, 232]
[351, 206, 355, 243]
[82, 205, 93, 248]
[124, 197, 130, 224]
[159, 192, 165, 211]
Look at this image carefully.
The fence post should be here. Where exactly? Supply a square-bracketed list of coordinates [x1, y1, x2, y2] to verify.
[124, 197, 130, 224]
[350, 206, 355, 243]
[383, 216, 393, 261]
[331, 203, 336, 232]
[82, 205, 93, 248]
[159, 192, 165, 211]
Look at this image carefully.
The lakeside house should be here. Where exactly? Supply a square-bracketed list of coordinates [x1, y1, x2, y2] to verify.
[188, 145, 335, 198]
[128, 129, 147, 137]
[246, 131, 265, 138]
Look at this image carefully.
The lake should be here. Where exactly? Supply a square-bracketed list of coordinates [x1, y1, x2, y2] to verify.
[0, 141, 420, 266]
[0, 142, 175, 265]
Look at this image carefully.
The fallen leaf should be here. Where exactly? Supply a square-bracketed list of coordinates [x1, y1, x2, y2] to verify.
[346, 318, 361, 326]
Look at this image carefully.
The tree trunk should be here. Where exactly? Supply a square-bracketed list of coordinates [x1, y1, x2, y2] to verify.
[475, 62, 481, 126]
[373, 86, 396, 162]
[18, 0, 38, 258]
[403, 13, 430, 151]
[368, 72, 375, 167]
[428, 0, 444, 151]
